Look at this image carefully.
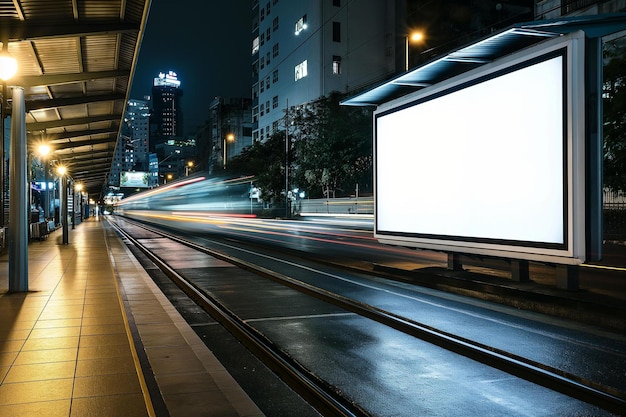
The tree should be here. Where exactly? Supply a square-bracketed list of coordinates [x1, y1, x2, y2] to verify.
[227, 91, 373, 203]
[603, 36, 626, 194]
[290, 92, 372, 198]
[227, 131, 286, 202]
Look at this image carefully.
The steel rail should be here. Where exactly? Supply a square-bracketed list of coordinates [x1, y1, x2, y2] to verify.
[109, 218, 369, 417]
[113, 216, 626, 416]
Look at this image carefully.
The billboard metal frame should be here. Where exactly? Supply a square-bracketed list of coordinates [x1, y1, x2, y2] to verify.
[373, 31, 587, 265]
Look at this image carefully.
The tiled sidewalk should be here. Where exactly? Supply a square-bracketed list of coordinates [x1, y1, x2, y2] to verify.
[0, 216, 263, 417]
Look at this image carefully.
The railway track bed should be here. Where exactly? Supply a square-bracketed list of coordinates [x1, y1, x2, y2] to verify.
[110, 215, 626, 416]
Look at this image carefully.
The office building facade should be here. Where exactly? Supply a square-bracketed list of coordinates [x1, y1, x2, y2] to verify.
[252, 0, 398, 143]
[150, 70, 184, 153]
[109, 99, 150, 188]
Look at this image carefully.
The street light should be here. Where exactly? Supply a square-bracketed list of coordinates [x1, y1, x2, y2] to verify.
[185, 161, 194, 176]
[224, 133, 235, 169]
[405, 30, 424, 71]
[0, 48, 18, 81]
[158, 149, 180, 185]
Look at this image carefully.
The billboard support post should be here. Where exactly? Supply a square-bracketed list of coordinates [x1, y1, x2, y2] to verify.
[556, 264, 579, 290]
[511, 260, 529, 282]
[447, 254, 462, 271]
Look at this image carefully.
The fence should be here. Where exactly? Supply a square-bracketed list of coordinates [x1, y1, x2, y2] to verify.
[604, 190, 626, 241]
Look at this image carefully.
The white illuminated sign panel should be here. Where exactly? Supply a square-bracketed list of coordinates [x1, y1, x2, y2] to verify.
[153, 70, 181, 87]
[374, 33, 586, 264]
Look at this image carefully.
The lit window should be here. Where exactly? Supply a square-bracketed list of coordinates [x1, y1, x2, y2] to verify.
[332, 55, 342, 74]
[295, 15, 307, 35]
[252, 37, 259, 54]
[295, 60, 308, 81]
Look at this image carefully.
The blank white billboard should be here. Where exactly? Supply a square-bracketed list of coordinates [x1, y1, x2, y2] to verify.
[374, 33, 586, 264]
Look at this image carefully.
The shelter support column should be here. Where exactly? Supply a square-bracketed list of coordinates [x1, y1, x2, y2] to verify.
[586, 36, 603, 262]
[8, 87, 28, 292]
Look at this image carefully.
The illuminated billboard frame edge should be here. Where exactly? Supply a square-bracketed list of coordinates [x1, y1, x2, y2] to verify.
[373, 31, 586, 264]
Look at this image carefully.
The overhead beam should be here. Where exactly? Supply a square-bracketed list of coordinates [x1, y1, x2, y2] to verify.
[57, 150, 113, 161]
[3, 21, 140, 42]
[26, 93, 126, 112]
[48, 137, 117, 151]
[64, 156, 113, 166]
[42, 127, 118, 141]
[27, 114, 122, 131]
[15, 70, 130, 88]
[73, 168, 112, 175]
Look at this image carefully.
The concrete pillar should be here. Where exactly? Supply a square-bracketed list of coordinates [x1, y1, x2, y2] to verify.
[62, 174, 68, 244]
[8, 87, 28, 292]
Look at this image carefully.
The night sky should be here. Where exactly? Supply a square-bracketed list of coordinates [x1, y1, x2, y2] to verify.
[129, 0, 252, 135]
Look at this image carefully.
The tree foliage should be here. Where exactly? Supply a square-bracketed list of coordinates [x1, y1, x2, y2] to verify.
[290, 91, 372, 198]
[227, 131, 286, 202]
[227, 91, 373, 202]
[603, 37, 626, 194]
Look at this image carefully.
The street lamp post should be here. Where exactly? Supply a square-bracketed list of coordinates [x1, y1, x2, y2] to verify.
[224, 133, 235, 169]
[185, 161, 194, 176]
[405, 31, 424, 71]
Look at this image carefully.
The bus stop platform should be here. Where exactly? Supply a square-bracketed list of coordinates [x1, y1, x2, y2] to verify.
[0, 216, 264, 417]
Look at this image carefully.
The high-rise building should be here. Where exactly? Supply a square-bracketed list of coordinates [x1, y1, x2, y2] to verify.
[252, 0, 398, 143]
[208, 97, 254, 171]
[150, 70, 184, 154]
[536, 0, 625, 18]
[109, 99, 150, 188]
[251, 1, 540, 144]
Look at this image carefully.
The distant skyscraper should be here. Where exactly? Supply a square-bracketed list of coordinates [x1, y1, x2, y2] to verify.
[109, 99, 150, 188]
[150, 70, 184, 154]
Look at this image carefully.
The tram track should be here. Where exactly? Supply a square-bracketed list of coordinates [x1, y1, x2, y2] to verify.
[109, 215, 626, 416]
